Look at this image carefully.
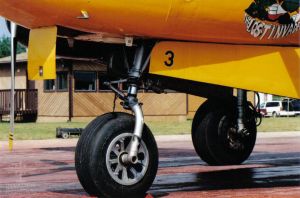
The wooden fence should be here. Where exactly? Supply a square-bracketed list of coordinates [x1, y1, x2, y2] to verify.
[0, 89, 38, 117]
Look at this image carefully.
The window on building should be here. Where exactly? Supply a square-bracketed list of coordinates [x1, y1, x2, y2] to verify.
[98, 73, 110, 91]
[74, 71, 96, 91]
[44, 80, 55, 91]
[57, 72, 68, 91]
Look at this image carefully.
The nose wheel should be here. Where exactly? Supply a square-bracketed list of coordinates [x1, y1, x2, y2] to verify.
[75, 113, 158, 197]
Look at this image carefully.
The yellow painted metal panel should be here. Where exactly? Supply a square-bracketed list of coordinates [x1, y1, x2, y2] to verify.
[28, 26, 57, 80]
[150, 42, 300, 99]
[0, 0, 298, 46]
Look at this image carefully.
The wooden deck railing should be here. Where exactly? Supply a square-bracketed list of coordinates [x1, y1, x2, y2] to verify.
[0, 89, 38, 115]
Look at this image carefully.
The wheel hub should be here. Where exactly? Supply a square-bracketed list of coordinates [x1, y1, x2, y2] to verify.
[106, 133, 149, 186]
[227, 127, 245, 151]
[219, 115, 246, 151]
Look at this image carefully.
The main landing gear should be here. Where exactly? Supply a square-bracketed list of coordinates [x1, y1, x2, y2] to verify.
[192, 90, 259, 165]
[75, 44, 158, 197]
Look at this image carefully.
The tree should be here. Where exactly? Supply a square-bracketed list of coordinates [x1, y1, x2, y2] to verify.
[0, 36, 26, 58]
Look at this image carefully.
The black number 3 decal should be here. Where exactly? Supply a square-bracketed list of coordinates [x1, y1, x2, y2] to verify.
[164, 50, 175, 67]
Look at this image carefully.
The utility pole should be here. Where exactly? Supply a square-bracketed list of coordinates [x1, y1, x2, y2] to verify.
[9, 22, 17, 151]
[287, 98, 290, 118]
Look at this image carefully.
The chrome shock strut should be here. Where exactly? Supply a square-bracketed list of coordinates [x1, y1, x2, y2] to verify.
[237, 89, 251, 136]
[121, 45, 147, 164]
[105, 44, 150, 164]
[237, 89, 246, 133]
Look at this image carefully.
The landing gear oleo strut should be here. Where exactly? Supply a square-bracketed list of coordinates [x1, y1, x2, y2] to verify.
[75, 44, 158, 198]
[75, 43, 260, 197]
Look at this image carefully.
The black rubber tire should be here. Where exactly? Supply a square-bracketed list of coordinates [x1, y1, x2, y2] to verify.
[191, 99, 227, 165]
[75, 112, 128, 196]
[195, 107, 257, 165]
[192, 100, 212, 137]
[56, 128, 60, 138]
[89, 114, 158, 198]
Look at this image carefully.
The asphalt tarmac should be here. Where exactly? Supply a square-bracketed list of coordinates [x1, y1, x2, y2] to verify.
[0, 132, 300, 198]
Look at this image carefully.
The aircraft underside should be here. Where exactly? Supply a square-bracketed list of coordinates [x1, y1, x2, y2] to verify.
[2, 0, 300, 195]
[3, 22, 300, 197]
[19, 30, 296, 197]
[73, 41, 262, 197]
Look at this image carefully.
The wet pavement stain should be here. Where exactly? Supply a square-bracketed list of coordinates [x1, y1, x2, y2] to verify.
[0, 135, 299, 197]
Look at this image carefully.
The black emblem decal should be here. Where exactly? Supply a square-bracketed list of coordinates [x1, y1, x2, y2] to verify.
[245, 0, 299, 39]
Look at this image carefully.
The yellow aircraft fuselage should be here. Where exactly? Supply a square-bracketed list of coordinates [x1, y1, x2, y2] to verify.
[0, 0, 299, 46]
[0, 0, 299, 98]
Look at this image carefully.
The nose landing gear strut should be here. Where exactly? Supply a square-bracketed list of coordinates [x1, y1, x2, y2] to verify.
[75, 44, 158, 198]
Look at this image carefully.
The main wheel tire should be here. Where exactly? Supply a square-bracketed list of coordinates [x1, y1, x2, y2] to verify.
[75, 112, 128, 196]
[89, 114, 158, 198]
[192, 99, 229, 165]
[194, 106, 257, 165]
